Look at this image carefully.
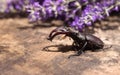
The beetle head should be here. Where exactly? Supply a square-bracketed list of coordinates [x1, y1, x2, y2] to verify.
[48, 26, 78, 41]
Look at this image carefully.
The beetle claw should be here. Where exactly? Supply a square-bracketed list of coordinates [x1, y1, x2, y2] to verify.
[48, 26, 69, 41]
[68, 50, 84, 59]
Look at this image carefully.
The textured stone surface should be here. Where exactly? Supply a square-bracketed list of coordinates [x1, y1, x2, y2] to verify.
[0, 14, 120, 75]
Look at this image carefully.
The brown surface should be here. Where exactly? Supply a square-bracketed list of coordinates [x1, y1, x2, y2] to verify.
[0, 14, 120, 75]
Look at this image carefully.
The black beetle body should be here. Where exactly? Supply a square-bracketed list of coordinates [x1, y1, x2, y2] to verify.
[48, 26, 104, 58]
[70, 32, 104, 50]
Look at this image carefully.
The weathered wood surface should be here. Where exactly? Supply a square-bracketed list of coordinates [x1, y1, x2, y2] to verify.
[0, 14, 120, 75]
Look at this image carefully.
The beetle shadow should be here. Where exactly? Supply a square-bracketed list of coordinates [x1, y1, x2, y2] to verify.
[85, 11, 120, 34]
[0, 45, 9, 53]
[83, 21, 119, 35]
[17, 22, 62, 30]
[94, 11, 120, 31]
[0, 12, 28, 19]
[100, 24, 118, 31]
[94, 20, 119, 31]
[18, 24, 56, 30]
[42, 44, 107, 54]
[42, 44, 75, 53]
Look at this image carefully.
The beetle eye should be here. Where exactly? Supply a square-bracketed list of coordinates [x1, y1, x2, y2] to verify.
[75, 33, 78, 35]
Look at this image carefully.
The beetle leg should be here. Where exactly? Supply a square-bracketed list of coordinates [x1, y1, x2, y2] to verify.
[77, 42, 87, 54]
[68, 50, 83, 59]
[68, 42, 88, 58]
[96, 45, 112, 51]
[72, 41, 78, 50]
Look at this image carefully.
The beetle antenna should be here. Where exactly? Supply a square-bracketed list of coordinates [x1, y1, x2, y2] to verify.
[103, 45, 112, 50]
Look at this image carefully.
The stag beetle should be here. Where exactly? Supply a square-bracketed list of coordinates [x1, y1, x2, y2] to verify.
[47, 26, 104, 58]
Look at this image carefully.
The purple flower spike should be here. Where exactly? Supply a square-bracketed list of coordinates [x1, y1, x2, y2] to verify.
[26, 0, 120, 31]
[70, 0, 120, 30]
[26, 2, 46, 22]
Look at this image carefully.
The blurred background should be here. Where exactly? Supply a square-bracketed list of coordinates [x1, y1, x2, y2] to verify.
[0, 0, 120, 75]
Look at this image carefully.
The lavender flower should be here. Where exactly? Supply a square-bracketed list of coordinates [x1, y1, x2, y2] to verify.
[26, 0, 98, 22]
[26, 0, 120, 30]
[26, 2, 45, 22]
[70, 0, 120, 30]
